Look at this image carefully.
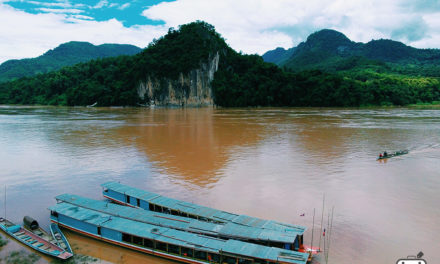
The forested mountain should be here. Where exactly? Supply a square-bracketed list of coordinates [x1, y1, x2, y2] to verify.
[263, 29, 440, 76]
[0, 22, 439, 107]
[0, 22, 230, 106]
[261, 47, 296, 65]
[0, 42, 142, 83]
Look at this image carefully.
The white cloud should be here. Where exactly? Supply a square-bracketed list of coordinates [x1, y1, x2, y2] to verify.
[28, 1, 72, 8]
[118, 3, 130, 10]
[142, 0, 300, 55]
[93, 0, 108, 9]
[38, 8, 83, 14]
[408, 13, 440, 48]
[0, 3, 167, 64]
[142, 0, 440, 54]
[2, 0, 440, 64]
[70, 14, 94, 20]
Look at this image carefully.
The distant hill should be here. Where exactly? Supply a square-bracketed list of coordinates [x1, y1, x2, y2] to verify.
[0, 41, 142, 82]
[261, 47, 296, 65]
[263, 29, 440, 75]
[1, 22, 439, 108]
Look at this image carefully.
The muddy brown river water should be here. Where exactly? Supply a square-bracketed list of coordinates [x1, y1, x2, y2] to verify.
[0, 106, 439, 264]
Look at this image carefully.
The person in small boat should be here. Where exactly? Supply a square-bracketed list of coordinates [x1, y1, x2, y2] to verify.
[379, 153, 383, 158]
[383, 151, 388, 157]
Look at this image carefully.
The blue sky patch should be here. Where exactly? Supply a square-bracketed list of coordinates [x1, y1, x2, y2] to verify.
[5, 0, 174, 26]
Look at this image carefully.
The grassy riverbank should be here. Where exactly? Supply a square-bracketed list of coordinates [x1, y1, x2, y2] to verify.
[1, 234, 40, 264]
[2, 250, 40, 264]
[0, 234, 7, 248]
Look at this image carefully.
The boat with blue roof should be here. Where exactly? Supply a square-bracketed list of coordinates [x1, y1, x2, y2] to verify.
[101, 181, 306, 235]
[49, 202, 310, 264]
[100, 181, 317, 261]
[56, 193, 303, 251]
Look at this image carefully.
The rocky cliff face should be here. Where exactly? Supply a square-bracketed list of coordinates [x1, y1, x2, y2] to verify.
[137, 52, 219, 106]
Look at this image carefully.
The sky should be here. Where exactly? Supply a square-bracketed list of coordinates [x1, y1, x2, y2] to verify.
[1, 0, 440, 64]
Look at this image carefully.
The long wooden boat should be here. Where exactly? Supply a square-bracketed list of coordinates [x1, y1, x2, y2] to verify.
[377, 150, 409, 160]
[0, 217, 72, 260]
[50, 202, 309, 264]
[101, 182, 306, 235]
[56, 193, 303, 251]
[50, 223, 73, 254]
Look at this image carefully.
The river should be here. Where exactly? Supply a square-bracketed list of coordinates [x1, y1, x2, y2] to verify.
[0, 106, 439, 264]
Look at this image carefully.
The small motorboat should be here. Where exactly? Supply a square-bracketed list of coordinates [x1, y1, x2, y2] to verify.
[50, 223, 73, 254]
[377, 150, 409, 160]
[0, 216, 72, 260]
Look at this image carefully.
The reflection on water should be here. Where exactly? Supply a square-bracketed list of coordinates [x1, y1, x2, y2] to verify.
[0, 106, 439, 264]
[116, 108, 265, 187]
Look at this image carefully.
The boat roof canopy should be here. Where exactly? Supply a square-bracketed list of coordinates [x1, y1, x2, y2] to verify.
[101, 181, 306, 234]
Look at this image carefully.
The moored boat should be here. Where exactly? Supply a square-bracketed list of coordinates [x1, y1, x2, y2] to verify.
[49, 202, 310, 264]
[50, 223, 73, 254]
[0, 216, 72, 260]
[56, 193, 303, 251]
[101, 182, 306, 234]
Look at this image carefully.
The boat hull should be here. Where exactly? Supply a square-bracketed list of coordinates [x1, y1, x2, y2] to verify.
[50, 223, 73, 254]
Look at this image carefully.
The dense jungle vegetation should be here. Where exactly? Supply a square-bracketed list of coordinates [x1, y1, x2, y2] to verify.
[1, 22, 439, 107]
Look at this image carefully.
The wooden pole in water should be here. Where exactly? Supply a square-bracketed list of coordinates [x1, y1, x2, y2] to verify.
[323, 226, 326, 261]
[326, 206, 335, 264]
[325, 210, 330, 262]
[318, 194, 325, 252]
[310, 208, 315, 252]
[4, 186, 6, 219]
